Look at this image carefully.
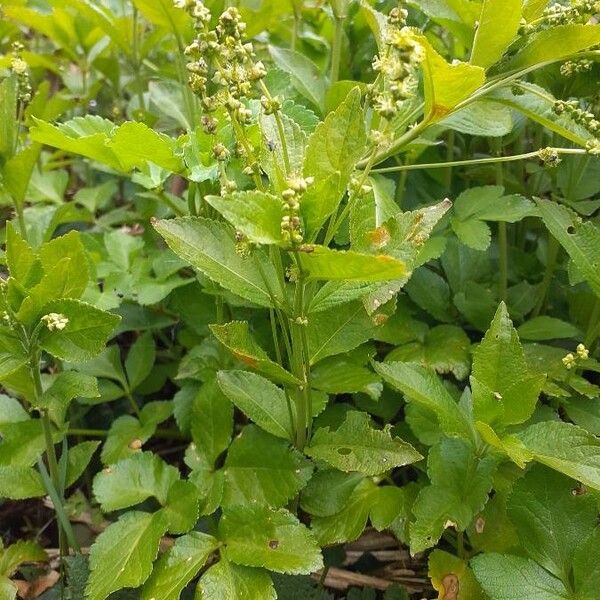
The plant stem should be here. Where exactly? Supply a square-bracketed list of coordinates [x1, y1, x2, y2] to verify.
[493, 138, 507, 302]
[532, 234, 559, 317]
[370, 147, 587, 173]
[330, 14, 345, 84]
[584, 298, 600, 349]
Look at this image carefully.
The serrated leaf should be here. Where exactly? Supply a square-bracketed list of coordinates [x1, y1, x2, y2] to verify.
[0, 329, 29, 380]
[140, 532, 218, 600]
[301, 88, 367, 237]
[197, 561, 276, 600]
[306, 411, 422, 476]
[471, 553, 569, 600]
[374, 361, 474, 442]
[190, 378, 234, 468]
[470, 302, 545, 427]
[0, 466, 45, 499]
[517, 317, 581, 341]
[38, 299, 120, 362]
[222, 425, 312, 508]
[410, 438, 497, 554]
[0, 540, 46, 577]
[299, 246, 408, 282]
[536, 199, 600, 298]
[307, 301, 377, 365]
[154, 217, 283, 308]
[211, 321, 300, 386]
[5, 223, 40, 287]
[518, 420, 600, 491]
[93, 452, 179, 512]
[507, 466, 598, 581]
[206, 192, 285, 246]
[470, 0, 521, 69]
[86, 510, 169, 600]
[217, 371, 293, 440]
[162, 479, 200, 534]
[220, 505, 323, 574]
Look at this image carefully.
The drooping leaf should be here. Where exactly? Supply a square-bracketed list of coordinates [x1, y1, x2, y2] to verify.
[429, 550, 484, 600]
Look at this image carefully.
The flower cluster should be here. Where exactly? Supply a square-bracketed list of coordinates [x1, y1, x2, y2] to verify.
[543, 0, 599, 25]
[10, 42, 32, 103]
[368, 6, 424, 119]
[562, 343, 590, 369]
[179, 2, 266, 116]
[281, 176, 313, 245]
[538, 147, 561, 167]
[559, 59, 593, 77]
[553, 99, 600, 153]
[41, 313, 69, 331]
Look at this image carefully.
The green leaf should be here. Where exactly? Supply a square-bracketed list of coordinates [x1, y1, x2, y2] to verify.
[268, 46, 326, 113]
[470, 0, 522, 69]
[507, 465, 598, 582]
[30, 117, 183, 173]
[517, 317, 582, 341]
[5, 223, 40, 287]
[140, 532, 218, 600]
[93, 452, 179, 512]
[211, 321, 300, 386]
[489, 83, 592, 146]
[86, 510, 169, 600]
[36, 371, 100, 425]
[125, 333, 155, 390]
[197, 560, 276, 600]
[471, 553, 569, 600]
[417, 33, 485, 120]
[386, 325, 471, 381]
[190, 379, 234, 468]
[470, 302, 545, 427]
[206, 191, 285, 245]
[410, 438, 497, 553]
[374, 361, 474, 442]
[162, 479, 200, 535]
[0, 540, 46, 578]
[0, 466, 45, 499]
[307, 302, 377, 365]
[536, 199, 600, 298]
[441, 100, 513, 137]
[503, 24, 600, 72]
[222, 425, 312, 508]
[300, 470, 365, 518]
[0, 76, 18, 160]
[572, 528, 600, 600]
[154, 217, 283, 308]
[429, 550, 484, 600]
[0, 329, 29, 381]
[220, 504, 323, 574]
[217, 371, 293, 440]
[518, 420, 600, 491]
[300, 88, 367, 237]
[132, 0, 191, 31]
[38, 299, 120, 362]
[306, 411, 422, 476]
[65, 441, 101, 487]
[299, 246, 408, 282]
[310, 478, 376, 545]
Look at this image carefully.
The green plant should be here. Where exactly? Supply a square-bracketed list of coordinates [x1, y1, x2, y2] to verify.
[0, 0, 599, 598]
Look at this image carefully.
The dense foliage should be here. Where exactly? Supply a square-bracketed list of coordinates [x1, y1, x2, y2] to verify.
[0, 0, 600, 598]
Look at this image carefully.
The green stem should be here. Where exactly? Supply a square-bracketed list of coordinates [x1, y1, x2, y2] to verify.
[532, 234, 559, 317]
[125, 389, 142, 418]
[493, 139, 507, 302]
[584, 298, 600, 350]
[330, 14, 345, 85]
[370, 147, 587, 173]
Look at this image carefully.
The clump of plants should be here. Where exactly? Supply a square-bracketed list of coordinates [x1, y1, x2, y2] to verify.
[0, 0, 599, 598]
